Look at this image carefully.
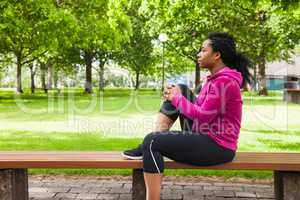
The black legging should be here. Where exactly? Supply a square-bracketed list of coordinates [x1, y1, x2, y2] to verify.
[142, 84, 235, 173]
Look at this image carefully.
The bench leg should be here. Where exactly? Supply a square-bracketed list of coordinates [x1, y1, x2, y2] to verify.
[0, 169, 28, 200]
[274, 171, 300, 200]
[132, 169, 146, 200]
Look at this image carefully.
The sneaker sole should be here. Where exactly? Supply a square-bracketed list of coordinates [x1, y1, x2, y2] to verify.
[121, 152, 143, 160]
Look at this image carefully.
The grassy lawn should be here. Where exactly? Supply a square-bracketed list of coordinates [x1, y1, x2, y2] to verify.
[0, 88, 299, 179]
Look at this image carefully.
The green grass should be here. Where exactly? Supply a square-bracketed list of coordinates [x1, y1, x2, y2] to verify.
[0, 88, 162, 121]
[0, 88, 299, 179]
[0, 130, 141, 151]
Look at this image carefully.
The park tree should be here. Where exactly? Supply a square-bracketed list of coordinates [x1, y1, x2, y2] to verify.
[34, 0, 80, 93]
[0, 0, 54, 93]
[63, 0, 131, 93]
[146, 0, 300, 95]
[0, 0, 78, 93]
[0, 53, 13, 86]
[0, 56, 7, 86]
[145, 0, 225, 90]
[216, 1, 300, 95]
[116, 0, 156, 90]
[36, 2, 79, 93]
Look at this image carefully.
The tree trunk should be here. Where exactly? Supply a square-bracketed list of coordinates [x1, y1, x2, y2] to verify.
[98, 63, 105, 91]
[40, 63, 47, 93]
[135, 71, 140, 90]
[258, 53, 268, 96]
[195, 62, 201, 93]
[242, 82, 250, 91]
[29, 64, 35, 94]
[47, 61, 53, 90]
[253, 64, 257, 91]
[54, 69, 58, 89]
[84, 52, 93, 93]
[16, 55, 23, 93]
[257, 11, 268, 96]
[57, 72, 64, 94]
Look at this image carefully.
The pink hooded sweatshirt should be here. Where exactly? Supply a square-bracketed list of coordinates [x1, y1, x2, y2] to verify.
[171, 67, 243, 151]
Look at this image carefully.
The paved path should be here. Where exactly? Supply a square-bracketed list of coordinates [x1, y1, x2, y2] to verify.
[29, 175, 275, 200]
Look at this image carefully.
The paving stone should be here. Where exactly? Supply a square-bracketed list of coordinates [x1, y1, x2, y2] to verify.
[252, 184, 272, 189]
[228, 199, 258, 200]
[259, 199, 275, 200]
[28, 176, 275, 200]
[30, 192, 56, 198]
[204, 197, 247, 200]
[255, 192, 275, 199]
[214, 190, 235, 197]
[119, 194, 132, 200]
[214, 182, 236, 187]
[29, 182, 44, 187]
[235, 191, 257, 198]
[204, 196, 232, 200]
[192, 182, 212, 186]
[44, 182, 82, 188]
[30, 198, 60, 200]
[107, 187, 131, 194]
[83, 182, 104, 188]
[184, 185, 203, 190]
[193, 190, 214, 196]
[29, 187, 48, 193]
[168, 189, 191, 195]
[89, 187, 110, 193]
[215, 183, 253, 187]
[173, 182, 193, 186]
[96, 193, 119, 199]
[161, 188, 172, 195]
[163, 185, 184, 190]
[244, 187, 273, 193]
[47, 187, 70, 193]
[161, 193, 183, 200]
[69, 187, 90, 193]
[55, 192, 78, 199]
[102, 183, 123, 188]
[203, 185, 223, 190]
[77, 193, 98, 199]
[163, 181, 175, 185]
[123, 183, 132, 189]
[223, 186, 243, 191]
[183, 194, 205, 200]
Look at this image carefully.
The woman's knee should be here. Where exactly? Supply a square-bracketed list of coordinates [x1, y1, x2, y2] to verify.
[177, 84, 189, 93]
[177, 84, 194, 101]
[142, 131, 162, 151]
[142, 132, 159, 151]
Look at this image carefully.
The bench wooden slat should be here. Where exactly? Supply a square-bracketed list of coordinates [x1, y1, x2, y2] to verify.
[0, 151, 299, 171]
[0, 151, 299, 200]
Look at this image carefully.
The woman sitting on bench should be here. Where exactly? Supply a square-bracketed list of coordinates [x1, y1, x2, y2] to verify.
[123, 32, 252, 200]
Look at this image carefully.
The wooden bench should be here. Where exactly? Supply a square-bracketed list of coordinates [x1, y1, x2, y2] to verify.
[0, 151, 299, 200]
[283, 89, 300, 104]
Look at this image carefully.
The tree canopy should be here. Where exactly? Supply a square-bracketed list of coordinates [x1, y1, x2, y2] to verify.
[0, 0, 299, 94]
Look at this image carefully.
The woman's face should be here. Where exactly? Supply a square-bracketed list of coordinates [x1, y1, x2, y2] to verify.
[197, 39, 217, 69]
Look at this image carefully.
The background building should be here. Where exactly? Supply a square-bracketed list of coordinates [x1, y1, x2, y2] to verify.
[266, 56, 300, 90]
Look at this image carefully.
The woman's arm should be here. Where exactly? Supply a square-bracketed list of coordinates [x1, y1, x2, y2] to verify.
[171, 78, 235, 124]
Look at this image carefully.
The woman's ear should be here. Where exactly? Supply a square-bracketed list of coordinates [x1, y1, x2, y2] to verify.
[214, 51, 221, 60]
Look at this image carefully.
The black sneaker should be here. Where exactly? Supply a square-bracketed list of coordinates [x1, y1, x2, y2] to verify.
[122, 144, 143, 160]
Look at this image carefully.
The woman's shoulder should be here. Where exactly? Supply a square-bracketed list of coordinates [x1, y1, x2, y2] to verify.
[212, 75, 240, 88]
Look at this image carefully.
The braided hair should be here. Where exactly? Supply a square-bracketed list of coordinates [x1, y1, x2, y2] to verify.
[207, 32, 252, 88]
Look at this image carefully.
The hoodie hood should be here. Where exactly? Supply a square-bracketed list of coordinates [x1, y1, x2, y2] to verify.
[207, 66, 243, 87]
